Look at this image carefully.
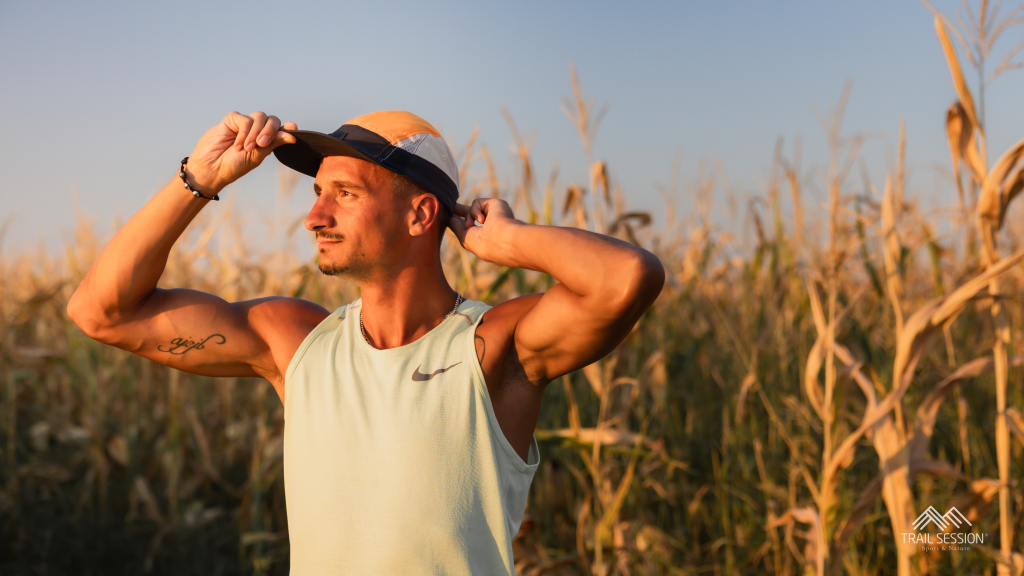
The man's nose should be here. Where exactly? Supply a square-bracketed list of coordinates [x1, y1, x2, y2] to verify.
[305, 199, 335, 232]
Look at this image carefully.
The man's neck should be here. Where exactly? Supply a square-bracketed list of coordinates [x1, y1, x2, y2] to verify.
[357, 265, 459, 350]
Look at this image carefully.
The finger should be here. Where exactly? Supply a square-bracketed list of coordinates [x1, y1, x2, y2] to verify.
[244, 112, 269, 151]
[227, 112, 253, 152]
[448, 214, 467, 244]
[255, 115, 281, 149]
[282, 121, 298, 131]
[268, 129, 298, 150]
[453, 202, 469, 216]
[470, 199, 485, 224]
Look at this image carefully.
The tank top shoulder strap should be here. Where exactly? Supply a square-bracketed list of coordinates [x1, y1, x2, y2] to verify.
[284, 301, 352, 386]
[450, 298, 492, 336]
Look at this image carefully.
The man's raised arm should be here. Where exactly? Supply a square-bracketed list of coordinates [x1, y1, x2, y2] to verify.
[67, 112, 327, 397]
[448, 198, 665, 386]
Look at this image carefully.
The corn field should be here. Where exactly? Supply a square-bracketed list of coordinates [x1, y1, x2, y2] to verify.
[3, 4, 1024, 575]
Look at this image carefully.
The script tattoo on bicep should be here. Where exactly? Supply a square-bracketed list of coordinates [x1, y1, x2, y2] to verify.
[475, 333, 486, 365]
[158, 334, 226, 355]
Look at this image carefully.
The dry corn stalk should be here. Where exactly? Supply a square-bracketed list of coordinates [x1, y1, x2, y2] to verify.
[929, 6, 1024, 569]
[881, 174, 904, 333]
[803, 247, 1024, 574]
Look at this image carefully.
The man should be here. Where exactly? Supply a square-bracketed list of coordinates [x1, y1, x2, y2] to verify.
[67, 110, 665, 574]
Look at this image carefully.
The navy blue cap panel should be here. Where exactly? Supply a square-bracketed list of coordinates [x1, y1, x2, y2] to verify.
[274, 127, 459, 214]
[273, 130, 376, 178]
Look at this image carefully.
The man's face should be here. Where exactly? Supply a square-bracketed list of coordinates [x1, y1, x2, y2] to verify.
[304, 156, 409, 282]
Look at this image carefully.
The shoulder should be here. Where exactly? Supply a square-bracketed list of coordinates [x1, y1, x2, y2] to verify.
[473, 293, 544, 384]
[244, 297, 332, 382]
[476, 293, 543, 336]
[245, 297, 332, 338]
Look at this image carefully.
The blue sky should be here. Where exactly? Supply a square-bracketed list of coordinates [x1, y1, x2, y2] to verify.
[2, 0, 1023, 257]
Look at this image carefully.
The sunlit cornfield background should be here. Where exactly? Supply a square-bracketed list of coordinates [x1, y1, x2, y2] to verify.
[3, 3, 1024, 575]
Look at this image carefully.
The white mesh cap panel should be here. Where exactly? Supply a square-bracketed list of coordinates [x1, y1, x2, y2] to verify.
[392, 132, 428, 155]
[413, 134, 460, 191]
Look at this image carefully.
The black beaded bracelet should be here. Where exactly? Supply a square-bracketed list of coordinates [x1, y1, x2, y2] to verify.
[178, 157, 219, 201]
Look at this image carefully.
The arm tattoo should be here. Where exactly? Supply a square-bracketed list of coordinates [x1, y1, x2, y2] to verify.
[475, 333, 486, 365]
[158, 334, 226, 355]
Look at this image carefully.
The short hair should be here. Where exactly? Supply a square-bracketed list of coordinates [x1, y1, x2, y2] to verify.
[380, 168, 451, 248]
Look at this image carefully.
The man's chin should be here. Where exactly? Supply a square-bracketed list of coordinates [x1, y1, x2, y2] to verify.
[318, 261, 347, 276]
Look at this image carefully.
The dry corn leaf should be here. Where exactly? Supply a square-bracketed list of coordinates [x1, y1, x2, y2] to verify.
[562, 185, 581, 217]
[735, 373, 757, 423]
[935, 15, 979, 130]
[909, 356, 1024, 463]
[832, 474, 883, 558]
[978, 137, 1024, 262]
[910, 455, 964, 481]
[974, 546, 1024, 576]
[833, 454, 972, 558]
[640, 350, 667, 389]
[768, 508, 823, 576]
[983, 137, 1024, 221]
[881, 175, 905, 332]
[804, 284, 867, 422]
[608, 212, 652, 235]
[999, 164, 1024, 230]
[894, 247, 1024, 393]
[804, 281, 829, 419]
[106, 435, 128, 467]
[534, 427, 670, 460]
[591, 161, 610, 204]
[582, 359, 603, 396]
[134, 477, 165, 526]
[688, 484, 712, 516]
[946, 104, 967, 204]
[821, 248, 1024, 506]
[950, 477, 1003, 524]
[594, 422, 648, 546]
[945, 103, 986, 192]
[804, 338, 826, 420]
[1007, 408, 1024, 448]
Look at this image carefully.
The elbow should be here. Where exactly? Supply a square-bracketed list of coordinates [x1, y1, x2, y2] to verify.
[634, 253, 666, 305]
[610, 253, 666, 313]
[67, 286, 116, 343]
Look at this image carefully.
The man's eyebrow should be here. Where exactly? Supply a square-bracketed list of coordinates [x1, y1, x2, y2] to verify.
[313, 180, 367, 194]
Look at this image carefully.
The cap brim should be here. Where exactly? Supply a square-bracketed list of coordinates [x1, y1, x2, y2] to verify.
[273, 129, 375, 179]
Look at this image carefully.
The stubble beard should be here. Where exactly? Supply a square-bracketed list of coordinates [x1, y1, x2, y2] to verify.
[317, 245, 375, 283]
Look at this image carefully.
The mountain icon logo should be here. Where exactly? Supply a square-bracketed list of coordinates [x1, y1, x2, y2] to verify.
[412, 362, 462, 382]
[912, 506, 972, 531]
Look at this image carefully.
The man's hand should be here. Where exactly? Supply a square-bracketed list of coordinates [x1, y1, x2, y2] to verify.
[184, 111, 298, 194]
[448, 199, 522, 266]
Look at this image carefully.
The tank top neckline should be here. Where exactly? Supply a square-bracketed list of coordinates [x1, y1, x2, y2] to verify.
[352, 297, 473, 358]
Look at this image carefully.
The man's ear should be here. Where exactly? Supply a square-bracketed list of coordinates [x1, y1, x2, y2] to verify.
[407, 193, 440, 237]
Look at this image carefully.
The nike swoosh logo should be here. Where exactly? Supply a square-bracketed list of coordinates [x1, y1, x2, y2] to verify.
[411, 362, 462, 382]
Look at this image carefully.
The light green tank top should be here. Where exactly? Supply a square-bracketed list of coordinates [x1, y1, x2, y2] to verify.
[283, 297, 540, 575]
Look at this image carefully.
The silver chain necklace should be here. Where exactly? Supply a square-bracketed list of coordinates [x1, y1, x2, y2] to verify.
[360, 292, 463, 347]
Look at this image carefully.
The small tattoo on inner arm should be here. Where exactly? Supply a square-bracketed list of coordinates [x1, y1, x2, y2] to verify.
[475, 334, 486, 365]
[158, 334, 226, 355]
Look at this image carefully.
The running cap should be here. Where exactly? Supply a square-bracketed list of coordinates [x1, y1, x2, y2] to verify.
[273, 111, 460, 214]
